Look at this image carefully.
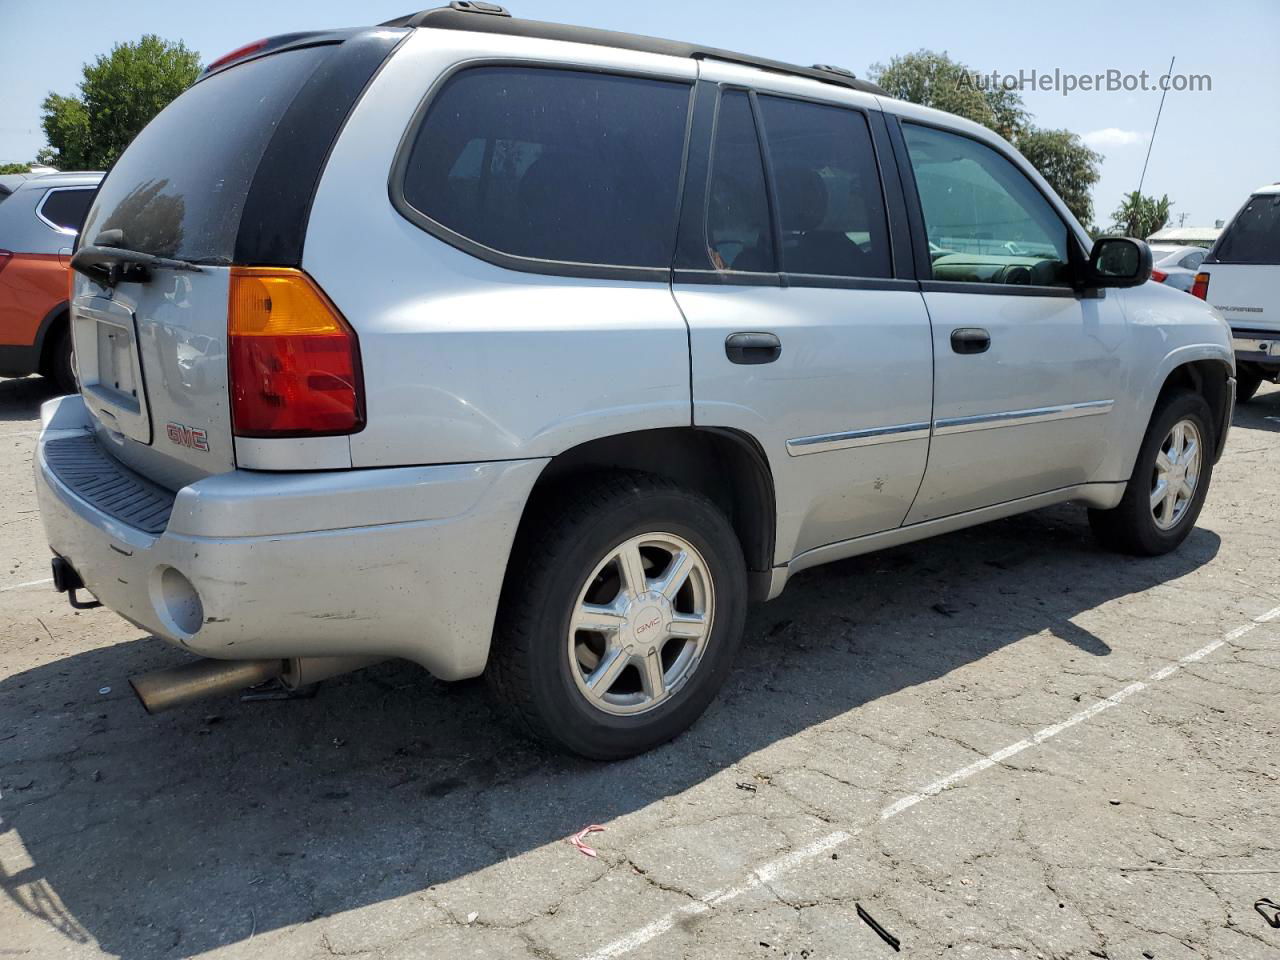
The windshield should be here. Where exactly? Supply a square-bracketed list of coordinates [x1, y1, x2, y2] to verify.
[81, 46, 332, 262]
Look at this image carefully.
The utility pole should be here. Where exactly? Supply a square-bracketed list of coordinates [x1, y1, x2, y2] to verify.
[1137, 56, 1175, 196]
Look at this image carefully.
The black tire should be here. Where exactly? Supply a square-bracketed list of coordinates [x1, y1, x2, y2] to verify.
[47, 326, 77, 394]
[487, 471, 747, 760]
[1236, 373, 1262, 404]
[1088, 390, 1215, 556]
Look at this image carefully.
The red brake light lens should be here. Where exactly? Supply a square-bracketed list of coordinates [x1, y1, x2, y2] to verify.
[206, 38, 269, 73]
[1190, 271, 1210, 300]
[228, 267, 364, 438]
[1150, 268, 1168, 283]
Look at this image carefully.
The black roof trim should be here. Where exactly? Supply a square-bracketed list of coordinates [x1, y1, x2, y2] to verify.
[381, 5, 887, 96]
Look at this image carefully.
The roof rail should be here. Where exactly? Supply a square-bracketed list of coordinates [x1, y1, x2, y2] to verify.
[380, 3, 887, 97]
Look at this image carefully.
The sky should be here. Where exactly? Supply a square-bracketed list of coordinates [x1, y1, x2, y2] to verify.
[1, 0, 1276, 228]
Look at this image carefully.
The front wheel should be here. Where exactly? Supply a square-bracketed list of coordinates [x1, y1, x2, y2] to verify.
[1088, 390, 1214, 556]
[487, 472, 747, 760]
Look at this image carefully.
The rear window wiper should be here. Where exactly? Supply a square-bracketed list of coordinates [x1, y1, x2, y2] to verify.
[70, 229, 218, 285]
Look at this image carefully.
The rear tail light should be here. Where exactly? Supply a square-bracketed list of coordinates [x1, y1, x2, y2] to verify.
[1190, 271, 1210, 300]
[0, 250, 11, 275]
[228, 267, 364, 438]
[1150, 268, 1168, 283]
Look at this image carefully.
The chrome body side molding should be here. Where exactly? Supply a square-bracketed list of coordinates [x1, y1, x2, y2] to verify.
[786, 400, 1113, 456]
[933, 399, 1114, 436]
[785, 421, 931, 456]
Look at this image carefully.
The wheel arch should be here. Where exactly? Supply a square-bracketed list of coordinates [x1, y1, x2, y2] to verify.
[1149, 352, 1234, 464]
[515, 426, 777, 600]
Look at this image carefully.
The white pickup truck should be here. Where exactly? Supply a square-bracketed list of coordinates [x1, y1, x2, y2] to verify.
[1194, 184, 1280, 401]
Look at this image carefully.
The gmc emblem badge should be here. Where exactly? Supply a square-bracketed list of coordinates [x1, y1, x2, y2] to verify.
[166, 422, 209, 452]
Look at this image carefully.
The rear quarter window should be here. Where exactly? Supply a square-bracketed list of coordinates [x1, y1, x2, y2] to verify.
[38, 187, 96, 234]
[1213, 193, 1280, 265]
[398, 66, 692, 271]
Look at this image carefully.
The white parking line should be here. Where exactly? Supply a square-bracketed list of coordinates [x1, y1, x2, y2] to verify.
[583, 604, 1280, 960]
[0, 577, 53, 592]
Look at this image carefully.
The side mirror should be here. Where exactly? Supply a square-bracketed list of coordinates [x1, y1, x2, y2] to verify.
[1084, 236, 1153, 288]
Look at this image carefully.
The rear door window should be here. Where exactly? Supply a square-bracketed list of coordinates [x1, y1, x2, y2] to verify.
[81, 45, 334, 262]
[38, 188, 95, 234]
[756, 96, 891, 279]
[1213, 194, 1280, 265]
[705, 91, 774, 273]
[399, 66, 692, 270]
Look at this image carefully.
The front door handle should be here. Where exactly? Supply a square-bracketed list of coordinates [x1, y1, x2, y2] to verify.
[726, 332, 781, 365]
[950, 327, 991, 355]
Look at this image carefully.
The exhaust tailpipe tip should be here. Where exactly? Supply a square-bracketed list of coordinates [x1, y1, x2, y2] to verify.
[128, 655, 388, 714]
[129, 658, 284, 714]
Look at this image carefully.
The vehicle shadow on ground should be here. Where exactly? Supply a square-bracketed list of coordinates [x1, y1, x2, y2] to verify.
[0, 503, 1220, 959]
[0, 375, 61, 423]
[1233, 382, 1280, 433]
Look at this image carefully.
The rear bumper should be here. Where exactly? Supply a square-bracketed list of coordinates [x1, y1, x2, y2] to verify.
[35, 395, 546, 680]
[1231, 329, 1280, 371]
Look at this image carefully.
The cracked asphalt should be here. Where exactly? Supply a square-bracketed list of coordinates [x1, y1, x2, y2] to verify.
[2, 373, 1278, 960]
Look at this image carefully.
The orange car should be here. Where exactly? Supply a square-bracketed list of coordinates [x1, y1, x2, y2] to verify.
[0, 171, 102, 392]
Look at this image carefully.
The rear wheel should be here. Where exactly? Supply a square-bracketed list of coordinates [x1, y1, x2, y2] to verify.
[47, 326, 76, 394]
[487, 472, 747, 760]
[1089, 391, 1214, 556]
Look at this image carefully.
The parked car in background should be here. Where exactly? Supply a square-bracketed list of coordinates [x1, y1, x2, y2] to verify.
[1148, 244, 1207, 292]
[0, 171, 102, 392]
[1193, 184, 1280, 402]
[36, 5, 1234, 759]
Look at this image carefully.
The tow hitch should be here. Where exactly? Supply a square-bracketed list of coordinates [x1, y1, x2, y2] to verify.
[50, 556, 102, 609]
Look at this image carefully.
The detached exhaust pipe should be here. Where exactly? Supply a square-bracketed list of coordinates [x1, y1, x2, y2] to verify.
[129, 655, 384, 714]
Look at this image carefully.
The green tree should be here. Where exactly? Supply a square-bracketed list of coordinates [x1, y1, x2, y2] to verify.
[39, 92, 90, 168]
[869, 50, 1019, 136]
[1109, 190, 1173, 239]
[869, 50, 1102, 226]
[41, 35, 200, 170]
[0, 162, 35, 174]
[1013, 128, 1102, 227]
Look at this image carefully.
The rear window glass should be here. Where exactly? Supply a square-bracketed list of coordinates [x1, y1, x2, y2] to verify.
[1214, 194, 1280, 265]
[400, 67, 692, 269]
[81, 46, 331, 262]
[39, 188, 95, 233]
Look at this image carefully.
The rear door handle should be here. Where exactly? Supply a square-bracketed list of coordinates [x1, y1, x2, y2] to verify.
[726, 332, 781, 365]
[950, 327, 991, 355]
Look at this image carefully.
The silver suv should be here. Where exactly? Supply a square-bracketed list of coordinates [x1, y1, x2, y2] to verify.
[37, 4, 1234, 758]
